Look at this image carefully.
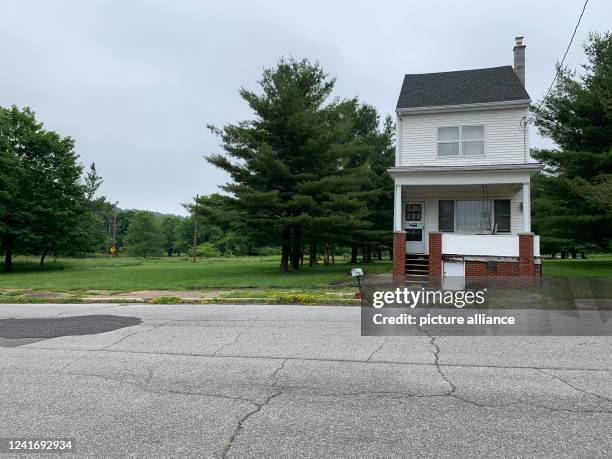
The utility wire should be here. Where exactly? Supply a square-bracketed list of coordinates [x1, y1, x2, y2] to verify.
[543, 0, 590, 101]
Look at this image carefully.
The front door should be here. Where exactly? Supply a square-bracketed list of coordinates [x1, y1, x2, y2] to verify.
[405, 201, 425, 253]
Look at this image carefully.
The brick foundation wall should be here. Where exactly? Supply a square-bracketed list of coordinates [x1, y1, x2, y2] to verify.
[464, 261, 520, 277]
[392, 231, 406, 281]
[464, 260, 528, 288]
[428, 232, 442, 277]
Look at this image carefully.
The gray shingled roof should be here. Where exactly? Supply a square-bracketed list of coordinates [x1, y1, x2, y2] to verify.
[396, 66, 530, 110]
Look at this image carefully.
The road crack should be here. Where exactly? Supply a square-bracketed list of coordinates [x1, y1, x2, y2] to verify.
[270, 359, 288, 385]
[538, 369, 612, 404]
[222, 390, 282, 458]
[99, 319, 177, 351]
[222, 358, 288, 458]
[63, 371, 256, 405]
[213, 327, 248, 356]
[366, 336, 390, 362]
[416, 326, 456, 395]
[24, 345, 612, 373]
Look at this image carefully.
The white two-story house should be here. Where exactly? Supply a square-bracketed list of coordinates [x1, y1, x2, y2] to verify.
[389, 37, 542, 283]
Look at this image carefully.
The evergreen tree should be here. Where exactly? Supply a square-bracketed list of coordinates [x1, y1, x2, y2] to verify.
[84, 163, 103, 201]
[205, 58, 378, 271]
[76, 163, 115, 256]
[531, 32, 612, 255]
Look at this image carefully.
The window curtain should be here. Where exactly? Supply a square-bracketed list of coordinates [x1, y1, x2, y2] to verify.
[461, 126, 484, 156]
[438, 127, 460, 156]
[456, 200, 492, 232]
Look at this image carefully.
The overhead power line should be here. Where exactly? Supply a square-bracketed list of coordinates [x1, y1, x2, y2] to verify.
[543, 0, 590, 100]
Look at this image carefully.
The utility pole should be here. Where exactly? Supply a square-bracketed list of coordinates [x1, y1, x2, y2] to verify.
[110, 202, 118, 258]
[192, 194, 198, 263]
[112, 203, 117, 256]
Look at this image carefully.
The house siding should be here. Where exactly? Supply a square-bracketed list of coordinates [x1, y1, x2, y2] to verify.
[398, 106, 530, 167]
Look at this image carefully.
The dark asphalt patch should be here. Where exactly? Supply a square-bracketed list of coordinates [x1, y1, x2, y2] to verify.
[0, 337, 44, 348]
[0, 315, 142, 341]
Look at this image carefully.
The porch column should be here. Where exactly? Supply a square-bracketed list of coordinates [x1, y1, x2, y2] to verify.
[522, 182, 531, 233]
[393, 184, 402, 231]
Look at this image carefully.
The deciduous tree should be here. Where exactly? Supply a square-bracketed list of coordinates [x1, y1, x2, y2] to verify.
[0, 106, 86, 270]
[124, 211, 162, 258]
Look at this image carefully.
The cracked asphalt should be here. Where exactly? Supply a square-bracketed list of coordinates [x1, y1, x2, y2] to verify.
[1, 303, 611, 458]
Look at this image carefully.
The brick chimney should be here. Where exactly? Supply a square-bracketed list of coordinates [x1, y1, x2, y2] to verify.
[513, 36, 526, 86]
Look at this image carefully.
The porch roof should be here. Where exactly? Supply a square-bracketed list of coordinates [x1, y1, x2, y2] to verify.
[389, 163, 542, 186]
[388, 163, 542, 174]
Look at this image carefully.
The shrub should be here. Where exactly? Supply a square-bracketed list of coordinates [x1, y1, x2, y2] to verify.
[196, 242, 219, 258]
[272, 292, 316, 304]
[149, 296, 182, 304]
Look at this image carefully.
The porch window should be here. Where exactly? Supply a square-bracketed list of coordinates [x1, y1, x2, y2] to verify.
[437, 199, 511, 233]
[437, 125, 484, 157]
[494, 199, 511, 232]
[438, 200, 454, 232]
[456, 200, 492, 232]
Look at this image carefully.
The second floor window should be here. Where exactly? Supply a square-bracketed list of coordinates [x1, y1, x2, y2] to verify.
[437, 125, 484, 157]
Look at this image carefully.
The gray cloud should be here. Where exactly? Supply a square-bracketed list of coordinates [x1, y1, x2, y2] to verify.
[2, 0, 609, 214]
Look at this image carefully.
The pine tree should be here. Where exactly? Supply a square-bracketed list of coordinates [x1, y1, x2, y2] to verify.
[531, 32, 612, 255]
[206, 58, 369, 271]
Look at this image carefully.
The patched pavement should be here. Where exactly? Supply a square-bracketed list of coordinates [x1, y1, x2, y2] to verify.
[0, 303, 611, 457]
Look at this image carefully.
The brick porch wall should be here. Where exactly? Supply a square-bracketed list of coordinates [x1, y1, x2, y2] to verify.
[428, 232, 442, 277]
[392, 231, 406, 281]
[519, 233, 537, 278]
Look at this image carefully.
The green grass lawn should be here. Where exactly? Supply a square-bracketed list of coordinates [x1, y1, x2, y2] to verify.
[1, 253, 610, 299]
[0, 255, 391, 292]
[542, 254, 612, 277]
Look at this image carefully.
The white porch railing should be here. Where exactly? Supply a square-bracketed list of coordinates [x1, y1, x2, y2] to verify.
[442, 233, 540, 257]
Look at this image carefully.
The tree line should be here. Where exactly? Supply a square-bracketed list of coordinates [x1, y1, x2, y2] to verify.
[113, 210, 258, 259]
[0, 106, 254, 271]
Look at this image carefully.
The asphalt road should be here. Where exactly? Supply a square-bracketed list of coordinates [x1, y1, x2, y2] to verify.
[1, 303, 611, 458]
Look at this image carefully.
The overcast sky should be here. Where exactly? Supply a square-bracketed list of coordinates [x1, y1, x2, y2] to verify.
[2, 1, 610, 214]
